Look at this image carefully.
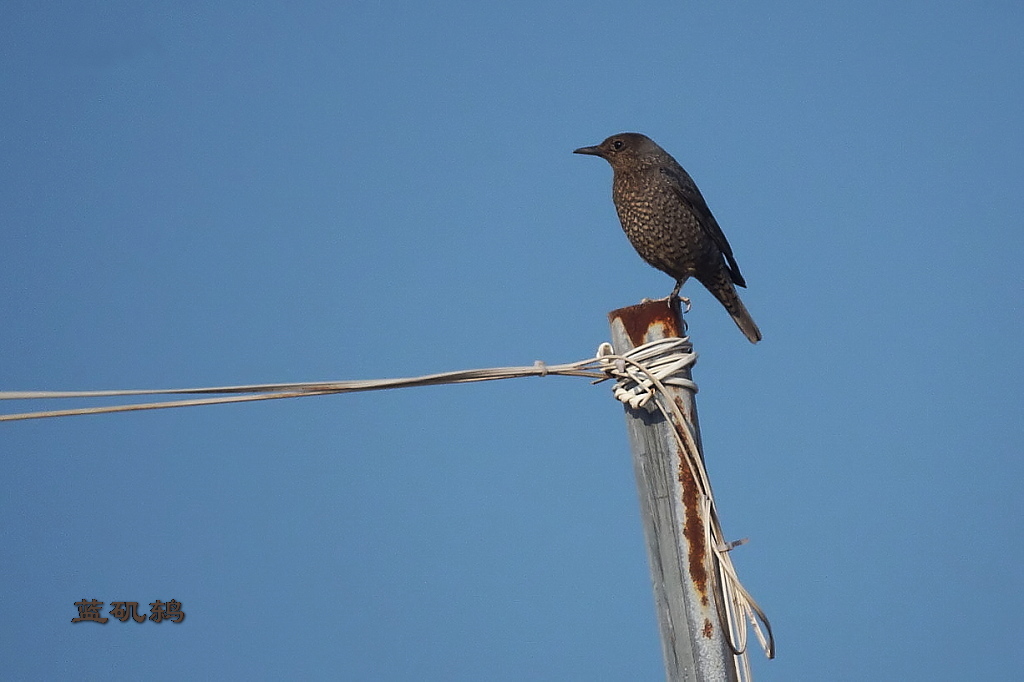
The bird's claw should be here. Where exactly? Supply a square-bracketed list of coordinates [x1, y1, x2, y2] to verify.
[641, 294, 691, 314]
[670, 294, 692, 314]
[667, 281, 691, 313]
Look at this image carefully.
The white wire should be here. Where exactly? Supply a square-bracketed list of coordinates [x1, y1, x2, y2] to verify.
[0, 337, 775, 671]
[0, 361, 608, 422]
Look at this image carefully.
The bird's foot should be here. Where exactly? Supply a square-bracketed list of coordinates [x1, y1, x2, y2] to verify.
[671, 294, 692, 314]
[640, 294, 691, 313]
[666, 281, 691, 313]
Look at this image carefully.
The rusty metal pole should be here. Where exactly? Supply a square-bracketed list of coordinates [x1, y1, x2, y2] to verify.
[608, 299, 739, 682]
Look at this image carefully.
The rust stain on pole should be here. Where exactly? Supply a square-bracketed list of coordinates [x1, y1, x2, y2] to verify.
[679, 454, 710, 606]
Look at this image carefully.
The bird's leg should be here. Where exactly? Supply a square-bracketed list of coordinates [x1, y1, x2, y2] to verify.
[668, 280, 692, 313]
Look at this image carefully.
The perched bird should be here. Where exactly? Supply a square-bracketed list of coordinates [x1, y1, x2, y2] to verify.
[574, 133, 762, 343]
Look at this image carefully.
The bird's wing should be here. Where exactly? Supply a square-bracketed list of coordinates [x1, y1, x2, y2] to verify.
[659, 165, 747, 288]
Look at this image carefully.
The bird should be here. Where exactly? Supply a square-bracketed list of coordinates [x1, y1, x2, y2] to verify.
[574, 133, 762, 343]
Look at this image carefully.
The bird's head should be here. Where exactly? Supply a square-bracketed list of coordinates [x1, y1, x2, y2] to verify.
[573, 132, 662, 170]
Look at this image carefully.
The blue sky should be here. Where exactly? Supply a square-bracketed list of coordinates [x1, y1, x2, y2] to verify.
[3, 1, 1022, 680]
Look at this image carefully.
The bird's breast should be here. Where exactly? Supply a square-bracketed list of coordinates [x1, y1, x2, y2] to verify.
[610, 172, 712, 279]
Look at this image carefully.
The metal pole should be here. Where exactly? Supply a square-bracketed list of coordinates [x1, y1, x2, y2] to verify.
[608, 299, 739, 682]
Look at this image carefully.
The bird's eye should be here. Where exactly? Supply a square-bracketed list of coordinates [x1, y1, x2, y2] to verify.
[611, 139, 624, 151]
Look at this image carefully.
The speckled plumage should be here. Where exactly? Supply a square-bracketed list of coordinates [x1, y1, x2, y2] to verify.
[574, 133, 762, 343]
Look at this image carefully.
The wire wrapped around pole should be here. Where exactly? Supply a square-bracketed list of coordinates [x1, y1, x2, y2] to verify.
[597, 336, 775, 675]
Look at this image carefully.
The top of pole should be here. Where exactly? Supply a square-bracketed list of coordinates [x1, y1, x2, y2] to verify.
[608, 298, 687, 348]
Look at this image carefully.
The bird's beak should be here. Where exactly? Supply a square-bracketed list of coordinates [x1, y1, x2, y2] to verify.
[573, 145, 603, 156]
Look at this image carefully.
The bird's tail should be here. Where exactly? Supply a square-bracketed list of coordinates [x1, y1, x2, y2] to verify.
[701, 270, 762, 344]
